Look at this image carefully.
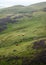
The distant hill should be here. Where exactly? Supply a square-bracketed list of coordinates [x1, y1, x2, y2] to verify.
[29, 2, 46, 9]
[0, 2, 46, 14]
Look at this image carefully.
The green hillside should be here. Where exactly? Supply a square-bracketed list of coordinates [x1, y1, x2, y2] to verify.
[0, 2, 46, 14]
[0, 2, 46, 65]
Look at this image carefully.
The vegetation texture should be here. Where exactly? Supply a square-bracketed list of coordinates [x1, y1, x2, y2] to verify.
[0, 2, 46, 65]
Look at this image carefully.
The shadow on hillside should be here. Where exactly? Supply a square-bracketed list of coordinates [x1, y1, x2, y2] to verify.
[0, 16, 18, 32]
[0, 39, 46, 65]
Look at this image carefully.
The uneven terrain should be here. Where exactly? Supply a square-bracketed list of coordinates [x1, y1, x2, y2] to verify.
[0, 2, 46, 65]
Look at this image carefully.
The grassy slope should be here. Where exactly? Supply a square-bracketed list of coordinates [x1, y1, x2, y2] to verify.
[0, 2, 46, 14]
[0, 2, 46, 65]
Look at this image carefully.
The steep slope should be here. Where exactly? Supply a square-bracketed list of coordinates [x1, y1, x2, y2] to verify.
[0, 2, 46, 65]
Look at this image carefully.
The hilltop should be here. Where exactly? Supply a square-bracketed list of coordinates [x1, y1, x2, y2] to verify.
[0, 2, 46, 14]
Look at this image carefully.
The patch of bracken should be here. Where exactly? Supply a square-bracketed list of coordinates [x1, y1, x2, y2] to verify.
[33, 39, 46, 49]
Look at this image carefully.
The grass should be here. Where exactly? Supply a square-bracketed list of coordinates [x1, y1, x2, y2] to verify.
[0, 2, 46, 65]
[0, 11, 46, 51]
